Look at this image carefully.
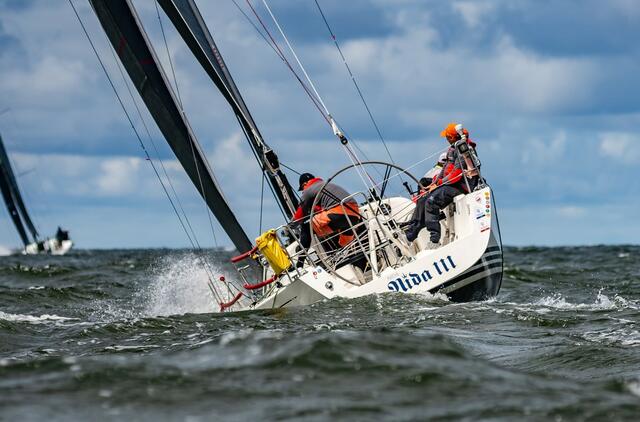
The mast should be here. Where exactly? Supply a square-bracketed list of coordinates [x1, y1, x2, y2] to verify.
[0, 133, 39, 241]
[0, 134, 31, 246]
[156, 0, 298, 218]
[89, 0, 253, 253]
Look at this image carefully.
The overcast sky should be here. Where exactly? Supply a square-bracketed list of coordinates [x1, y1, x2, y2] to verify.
[0, 0, 638, 250]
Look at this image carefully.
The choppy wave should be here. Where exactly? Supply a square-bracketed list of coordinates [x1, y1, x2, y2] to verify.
[0, 311, 77, 324]
[0, 246, 639, 420]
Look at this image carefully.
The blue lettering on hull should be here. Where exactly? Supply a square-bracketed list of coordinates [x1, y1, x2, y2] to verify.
[387, 256, 456, 292]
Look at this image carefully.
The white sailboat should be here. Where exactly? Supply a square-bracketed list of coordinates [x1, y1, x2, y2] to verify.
[0, 133, 73, 255]
[83, 0, 502, 312]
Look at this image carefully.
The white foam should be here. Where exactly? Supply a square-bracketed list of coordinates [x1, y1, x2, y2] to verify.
[0, 310, 77, 324]
[140, 254, 244, 317]
[582, 329, 640, 347]
[627, 380, 640, 398]
[416, 291, 451, 302]
[103, 345, 159, 352]
[0, 245, 12, 256]
[532, 291, 637, 311]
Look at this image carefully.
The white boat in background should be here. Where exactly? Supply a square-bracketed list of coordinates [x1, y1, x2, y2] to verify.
[0, 133, 73, 256]
[23, 228, 74, 256]
[84, 0, 502, 311]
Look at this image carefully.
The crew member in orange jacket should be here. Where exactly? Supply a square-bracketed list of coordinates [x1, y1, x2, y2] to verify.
[292, 173, 361, 250]
[406, 123, 479, 244]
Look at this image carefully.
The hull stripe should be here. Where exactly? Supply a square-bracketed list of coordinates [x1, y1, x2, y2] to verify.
[429, 260, 503, 294]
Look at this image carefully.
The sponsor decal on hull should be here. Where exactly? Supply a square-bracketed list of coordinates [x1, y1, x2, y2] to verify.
[387, 256, 456, 292]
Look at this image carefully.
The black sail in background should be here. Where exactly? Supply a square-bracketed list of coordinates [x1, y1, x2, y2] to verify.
[89, 0, 253, 253]
[157, 0, 298, 218]
[0, 134, 39, 241]
[0, 135, 30, 246]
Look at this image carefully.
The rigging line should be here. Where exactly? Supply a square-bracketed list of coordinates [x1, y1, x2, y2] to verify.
[232, 0, 328, 122]
[234, 114, 288, 221]
[154, 0, 185, 109]
[154, 3, 221, 249]
[230, 0, 280, 57]
[280, 162, 301, 175]
[261, 0, 330, 117]
[119, 3, 223, 293]
[244, 0, 330, 125]
[106, 38, 203, 254]
[68, 0, 202, 259]
[78, 1, 227, 305]
[254, 0, 374, 190]
[154, 0, 226, 256]
[186, 122, 220, 249]
[259, 172, 265, 234]
[108, 42, 226, 303]
[233, 0, 330, 127]
[151, 1, 293, 220]
[313, 0, 396, 166]
[80, 0, 225, 304]
[165, 17, 277, 223]
[259, 0, 391, 193]
[153, 0, 222, 250]
[328, 114, 387, 183]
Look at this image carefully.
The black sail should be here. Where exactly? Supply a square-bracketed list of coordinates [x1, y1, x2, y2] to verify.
[89, 0, 253, 253]
[157, 0, 298, 217]
[0, 135, 30, 246]
[0, 134, 39, 241]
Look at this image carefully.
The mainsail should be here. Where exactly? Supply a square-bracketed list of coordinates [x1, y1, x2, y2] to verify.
[156, 0, 298, 218]
[0, 134, 37, 246]
[89, 0, 253, 253]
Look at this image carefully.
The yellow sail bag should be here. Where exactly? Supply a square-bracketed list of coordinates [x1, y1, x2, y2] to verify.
[255, 229, 291, 274]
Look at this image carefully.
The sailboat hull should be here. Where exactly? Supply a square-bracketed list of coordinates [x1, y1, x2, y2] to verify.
[249, 187, 503, 310]
[431, 236, 503, 302]
[23, 239, 73, 256]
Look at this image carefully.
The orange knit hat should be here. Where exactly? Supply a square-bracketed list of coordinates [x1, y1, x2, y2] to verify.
[440, 122, 460, 140]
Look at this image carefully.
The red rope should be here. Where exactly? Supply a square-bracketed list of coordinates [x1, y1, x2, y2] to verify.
[219, 292, 244, 312]
[243, 274, 280, 290]
[230, 245, 258, 263]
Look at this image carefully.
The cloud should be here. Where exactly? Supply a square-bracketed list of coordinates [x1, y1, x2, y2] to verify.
[1, 0, 639, 247]
[452, 1, 496, 29]
[97, 157, 143, 195]
[10, 152, 191, 200]
[599, 133, 640, 164]
[556, 206, 587, 218]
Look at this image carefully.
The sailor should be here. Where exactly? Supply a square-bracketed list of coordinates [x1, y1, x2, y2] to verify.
[423, 152, 447, 185]
[406, 123, 479, 245]
[292, 172, 361, 251]
[404, 177, 432, 242]
[55, 226, 69, 242]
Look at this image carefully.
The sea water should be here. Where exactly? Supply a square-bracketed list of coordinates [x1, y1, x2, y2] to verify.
[1, 246, 639, 420]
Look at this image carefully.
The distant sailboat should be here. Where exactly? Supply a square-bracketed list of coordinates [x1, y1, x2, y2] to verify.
[0, 133, 73, 255]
